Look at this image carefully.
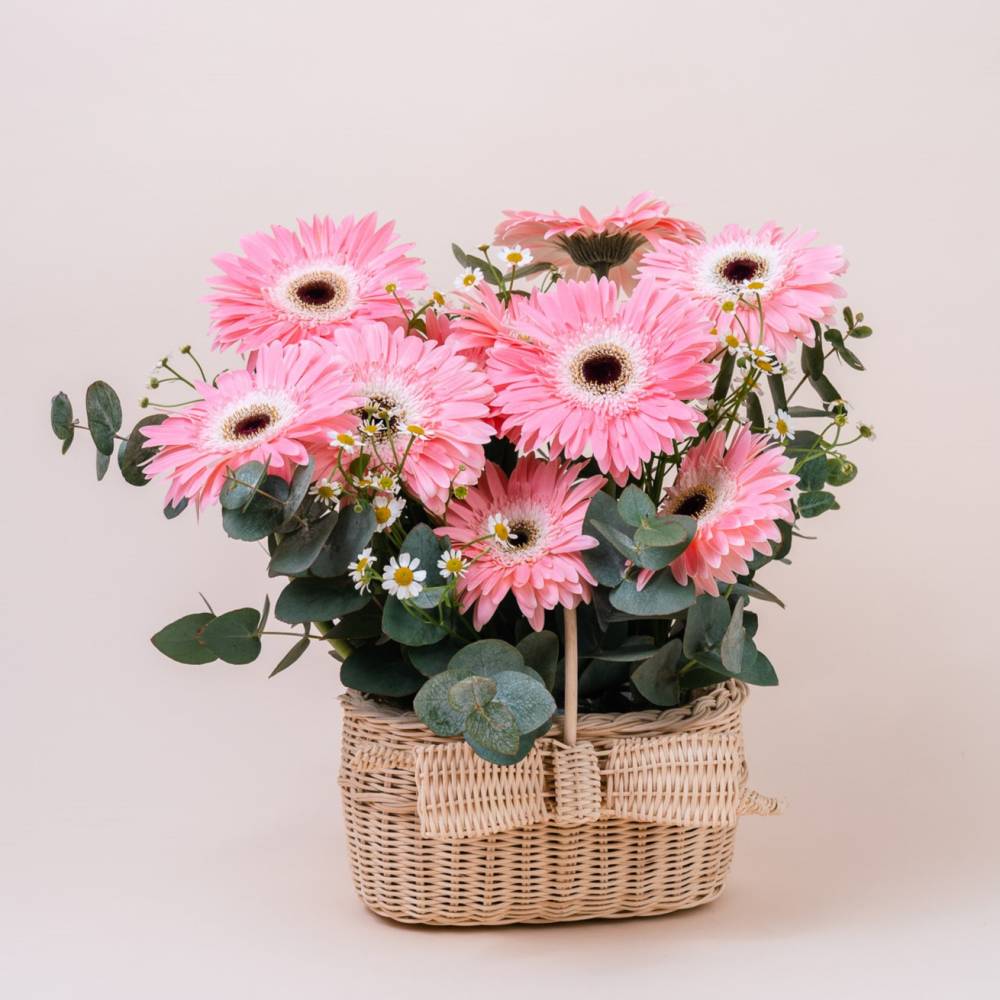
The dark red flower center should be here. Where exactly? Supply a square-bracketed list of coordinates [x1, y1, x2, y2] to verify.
[232, 412, 273, 438]
[581, 353, 624, 386]
[721, 257, 762, 284]
[295, 278, 339, 306]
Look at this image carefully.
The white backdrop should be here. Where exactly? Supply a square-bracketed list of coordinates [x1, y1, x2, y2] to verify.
[2, 0, 997, 996]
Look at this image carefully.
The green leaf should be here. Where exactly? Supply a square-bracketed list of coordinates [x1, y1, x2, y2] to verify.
[581, 491, 629, 586]
[683, 595, 731, 656]
[451, 242, 471, 267]
[222, 475, 289, 541]
[617, 485, 655, 528]
[258, 594, 270, 633]
[269, 636, 310, 678]
[798, 490, 839, 518]
[590, 636, 656, 662]
[784, 429, 821, 456]
[787, 405, 829, 418]
[826, 457, 858, 486]
[268, 513, 339, 576]
[448, 639, 529, 678]
[219, 460, 267, 511]
[381, 597, 447, 646]
[801, 337, 825, 378]
[516, 631, 559, 691]
[744, 648, 779, 686]
[767, 374, 788, 411]
[96, 449, 111, 481]
[50, 392, 74, 452]
[579, 658, 630, 697]
[809, 374, 842, 404]
[414, 669, 472, 736]
[201, 608, 262, 664]
[322, 604, 382, 642]
[712, 350, 736, 402]
[631, 640, 682, 707]
[408, 585, 447, 610]
[493, 671, 556, 732]
[117, 414, 167, 486]
[634, 515, 696, 563]
[849, 325, 873, 339]
[448, 675, 497, 715]
[464, 701, 520, 758]
[84, 381, 122, 456]
[408, 639, 463, 678]
[591, 519, 638, 561]
[772, 520, 794, 561]
[610, 573, 696, 618]
[797, 454, 827, 492]
[164, 497, 188, 519]
[836, 344, 865, 371]
[746, 392, 765, 433]
[731, 579, 786, 608]
[310, 505, 377, 577]
[151, 612, 218, 665]
[279, 458, 316, 527]
[275, 577, 369, 624]
[720, 597, 746, 672]
[341, 645, 424, 697]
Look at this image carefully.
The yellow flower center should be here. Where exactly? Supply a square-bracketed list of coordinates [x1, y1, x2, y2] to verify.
[724, 333, 741, 350]
[493, 522, 510, 542]
[747, 280, 765, 290]
[374, 505, 392, 525]
[393, 566, 414, 586]
[356, 557, 369, 573]
[775, 419, 789, 436]
[406, 423, 427, 437]
[432, 291, 446, 306]
[317, 485, 336, 500]
[506, 251, 524, 264]
[462, 273, 477, 286]
[445, 557, 464, 573]
[335, 432, 356, 446]
[721, 300, 736, 313]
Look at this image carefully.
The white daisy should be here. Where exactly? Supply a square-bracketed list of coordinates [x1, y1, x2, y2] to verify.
[309, 478, 343, 506]
[454, 267, 484, 289]
[767, 409, 795, 442]
[437, 548, 468, 579]
[748, 346, 785, 376]
[373, 470, 401, 494]
[330, 429, 361, 453]
[486, 512, 517, 545]
[495, 245, 533, 268]
[382, 553, 426, 600]
[348, 548, 376, 592]
[373, 494, 405, 532]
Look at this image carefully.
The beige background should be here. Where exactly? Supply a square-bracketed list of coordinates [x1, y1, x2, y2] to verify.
[2, 0, 997, 996]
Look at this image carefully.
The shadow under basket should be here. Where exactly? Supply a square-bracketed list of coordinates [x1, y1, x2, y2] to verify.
[339, 678, 780, 926]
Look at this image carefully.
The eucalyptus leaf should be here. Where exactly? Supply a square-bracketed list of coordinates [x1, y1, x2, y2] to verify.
[219, 461, 267, 511]
[381, 597, 447, 646]
[631, 640, 682, 707]
[720, 597, 746, 672]
[50, 392, 74, 452]
[408, 639, 463, 678]
[683, 595, 731, 656]
[164, 497, 188, 519]
[275, 577, 369, 624]
[591, 519, 638, 561]
[617, 485, 655, 527]
[448, 675, 497, 715]
[590, 637, 656, 662]
[269, 636, 311, 678]
[400, 524, 445, 587]
[516, 630, 559, 691]
[151, 612, 217, 665]
[448, 639, 530, 678]
[279, 458, 316, 527]
[610, 573, 696, 617]
[731, 579, 786, 608]
[798, 490, 840, 518]
[85, 381, 122, 456]
[341, 645, 424, 697]
[221, 476, 289, 541]
[464, 701, 520, 758]
[117, 414, 167, 486]
[581, 491, 629, 586]
[267, 513, 339, 576]
[96, 449, 111, 481]
[201, 608, 262, 664]
[492, 671, 556, 732]
[414, 669, 472, 736]
[311, 506, 377, 577]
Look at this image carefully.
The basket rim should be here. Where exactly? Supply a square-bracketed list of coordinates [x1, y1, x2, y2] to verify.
[341, 678, 746, 742]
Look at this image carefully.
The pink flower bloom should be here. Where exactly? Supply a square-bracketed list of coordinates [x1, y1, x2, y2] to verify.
[487, 277, 716, 486]
[495, 192, 703, 292]
[639, 222, 847, 358]
[437, 458, 604, 631]
[208, 214, 426, 354]
[141, 342, 360, 509]
[327, 322, 494, 512]
[447, 283, 526, 362]
[638, 428, 797, 596]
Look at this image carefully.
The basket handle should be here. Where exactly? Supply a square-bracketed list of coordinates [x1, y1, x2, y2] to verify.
[563, 606, 579, 747]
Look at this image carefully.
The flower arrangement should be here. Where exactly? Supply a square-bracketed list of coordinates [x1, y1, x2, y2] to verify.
[49, 196, 874, 766]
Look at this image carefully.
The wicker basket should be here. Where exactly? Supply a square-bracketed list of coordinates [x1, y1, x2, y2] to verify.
[339, 663, 780, 926]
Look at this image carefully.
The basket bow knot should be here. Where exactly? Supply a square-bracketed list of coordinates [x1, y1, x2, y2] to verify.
[349, 730, 781, 842]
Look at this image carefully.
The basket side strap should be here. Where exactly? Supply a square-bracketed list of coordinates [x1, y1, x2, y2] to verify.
[412, 741, 549, 841]
[605, 731, 749, 828]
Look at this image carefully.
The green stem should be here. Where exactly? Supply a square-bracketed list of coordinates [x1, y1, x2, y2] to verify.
[312, 620, 353, 661]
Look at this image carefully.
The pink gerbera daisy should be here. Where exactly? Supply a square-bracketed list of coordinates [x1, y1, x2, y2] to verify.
[639, 222, 847, 358]
[208, 214, 426, 353]
[638, 428, 797, 596]
[446, 283, 527, 362]
[141, 342, 360, 509]
[436, 457, 604, 631]
[326, 322, 493, 512]
[495, 192, 703, 291]
[487, 277, 716, 485]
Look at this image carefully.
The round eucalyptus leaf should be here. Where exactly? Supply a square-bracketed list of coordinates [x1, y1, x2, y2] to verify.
[516, 630, 559, 691]
[448, 675, 498, 715]
[311, 506, 377, 577]
[610, 574, 695, 618]
[492, 671, 556, 733]
[631, 640, 682, 707]
[221, 476, 289, 541]
[117, 414, 167, 486]
[219, 460, 267, 511]
[50, 392, 74, 446]
[275, 577, 369, 625]
[201, 608, 262, 664]
[267, 512, 339, 576]
[151, 612, 217, 665]
[413, 669, 472, 736]
[464, 701, 520, 758]
[341, 645, 423, 698]
[447, 639, 529, 679]
[84, 380, 122, 456]
[617, 485, 655, 528]
[381, 597, 447, 647]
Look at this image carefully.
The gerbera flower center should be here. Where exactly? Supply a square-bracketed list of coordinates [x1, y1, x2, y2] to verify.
[506, 520, 538, 549]
[571, 343, 634, 396]
[356, 393, 402, 441]
[717, 253, 769, 290]
[667, 483, 717, 519]
[286, 270, 351, 314]
[222, 404, 280, 442]
[556, 231, 646, 273]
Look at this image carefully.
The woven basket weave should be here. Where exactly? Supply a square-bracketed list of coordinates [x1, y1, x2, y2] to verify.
[339, 677, 779, 926]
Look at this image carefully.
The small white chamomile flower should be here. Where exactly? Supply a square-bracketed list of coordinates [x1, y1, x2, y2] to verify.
[405, 423, 430, 439]
[331, 429, 361, 453]
[749, 346, 785, 375]
[309, 478, 343, 506]
[454, 267, 484, 289]
[348, 548, 376, 592]
[722, 331, 746, 355]
[373, 471, 400, 494]
[359, 419, 385, 438]
[382, 553, 426, 600]
[496, 245, 533, 267]
[767, 409, 795, 443]
[437, 548, 468, 579]
[487, 512, 516, 545]
[373, 494, 405, 532]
